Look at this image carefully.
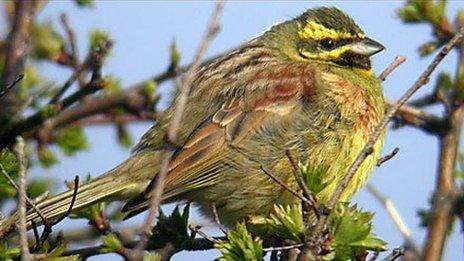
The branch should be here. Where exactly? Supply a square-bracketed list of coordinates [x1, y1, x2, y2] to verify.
[59, 13, 85, 90]
[378, 56, 406, 82]
[260, 166, 313, 207]
[285, 150, 319, 218]
[381, 248, 405, 261]
[422, 23, 464, 261]
[387, 101, 446, 135]
[311, 27, 464, 252]
[134, 1, 225, 257]
[0, 74, 23, 99]
[64, 236, 222, 259]
[13, 137, 31, 260]
[0, 159, 48, 234]
[72, 113, 157, 126]
[38, 176, 79, 246]
[366, 184, 420, 255]
[379, 56, 447, 135]
[0, 1, 39, 122]
[263, 243, 304, 252]
[0, 22, 237, 150]
[0, 40, 112, 148]
[376, 147, 400, 167]
[407, 92, 439, 108]
[188, 224, 222, 244]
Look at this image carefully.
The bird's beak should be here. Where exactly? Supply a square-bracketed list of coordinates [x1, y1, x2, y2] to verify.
[348, 37, 385, 56]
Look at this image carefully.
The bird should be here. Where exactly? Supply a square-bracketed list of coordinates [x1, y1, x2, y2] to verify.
[0, 6, 385, 236]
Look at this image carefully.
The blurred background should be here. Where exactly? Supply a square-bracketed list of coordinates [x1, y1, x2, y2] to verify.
[1, 1, 463, 260]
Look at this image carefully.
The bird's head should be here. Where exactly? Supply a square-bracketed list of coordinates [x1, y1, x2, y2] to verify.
[261, 7, 385, 70]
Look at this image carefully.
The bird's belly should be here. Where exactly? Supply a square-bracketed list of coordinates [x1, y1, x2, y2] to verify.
[190, 127, 382, 226]
[304, 128, 383, 203]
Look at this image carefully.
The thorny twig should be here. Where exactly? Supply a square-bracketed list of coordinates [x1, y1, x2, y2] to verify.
[376, 147, 400, 167]
[285, 150, 319, 216]
[369, 252, 380, 261]
[0, 160, 48, 227]
[0, 74, 23, 99]
[378, 56, 406, 82]
[38, 176, 79, 246]
[263, 243, 304, 252]
[60, 13, 78, 62]
[260, 166, 314, 207]
[188, 224, 222, 244]
[31, 220, 40, 248]
[212, 203, 227, 234]
[134, 1, 225, 257]
[381, 247, 405, 261]
[310, 28, 464, 255]
[14, 137, 31, 260]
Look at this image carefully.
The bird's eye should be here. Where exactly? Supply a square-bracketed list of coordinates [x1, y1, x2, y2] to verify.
[320, 39, 335, 50]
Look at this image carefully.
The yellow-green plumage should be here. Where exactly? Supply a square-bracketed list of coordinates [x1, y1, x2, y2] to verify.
[0, 7, 386, 236]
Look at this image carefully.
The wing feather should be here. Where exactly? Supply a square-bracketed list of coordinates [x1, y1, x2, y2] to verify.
[122, 61, 315, 217]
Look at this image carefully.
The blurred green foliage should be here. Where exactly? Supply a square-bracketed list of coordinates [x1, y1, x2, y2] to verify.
[31, 23, 64, 61]
[149, 205, 196, 251]
[74, 0, 94, 9]
[216, 223, 263, 261]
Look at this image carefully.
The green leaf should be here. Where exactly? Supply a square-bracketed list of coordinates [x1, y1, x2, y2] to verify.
[142, 80, 157, 98]
[21, 65, 45, 100]
[102, 75, 122, 96]
[216, 223, 263, 261]
[398, 0, 448, 26]
[69, 200, 106, 222]
[116, 125, 133, 148]
[56, 126, 88, 156]
[435, 72, 453, 92]
[418, 41, 438, 57]
[349, 237, 388, 251]
[41, 104, 61, 119]
[38, 146, 59, 168]
[150, 205, 194, 250]
[35, 243, 78, 260]
[0, 242, 20, 261]
[27, 179, 52, 199]
[398, 3, 422, 23]
[143, 252, 161, 261]
[101, 233, 123, 254]
[329, 204, 387, 260]
[249, 204, 304, 242]
[168, 40, 181, 71]
[89, 30, 111, 54]
[74, 0, 94, 8]
[31, 23, 64, 61]
[0, 149, 18, 198]
[300, 163, 331, 196]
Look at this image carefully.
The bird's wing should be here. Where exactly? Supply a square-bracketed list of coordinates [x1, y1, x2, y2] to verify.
[122, 62, 314, 218]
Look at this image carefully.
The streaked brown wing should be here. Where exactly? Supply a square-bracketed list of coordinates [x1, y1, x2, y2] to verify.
[122, 63, 313, 218]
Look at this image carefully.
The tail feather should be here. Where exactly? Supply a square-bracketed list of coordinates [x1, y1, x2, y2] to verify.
[25, 175, 129, 229]
[0, 152, 160, 239]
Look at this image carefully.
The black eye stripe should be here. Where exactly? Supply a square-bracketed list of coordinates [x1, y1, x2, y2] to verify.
[319, 38, 353, 50]
[320, 39, 335, 49]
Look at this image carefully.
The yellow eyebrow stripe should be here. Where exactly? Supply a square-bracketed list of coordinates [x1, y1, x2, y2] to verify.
[298, 21, 361, 41]
[299, 45, 351, 60]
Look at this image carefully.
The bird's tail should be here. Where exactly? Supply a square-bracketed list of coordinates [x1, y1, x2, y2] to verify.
[0, 153, 157, 239]
[24, 174, 128, 227]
